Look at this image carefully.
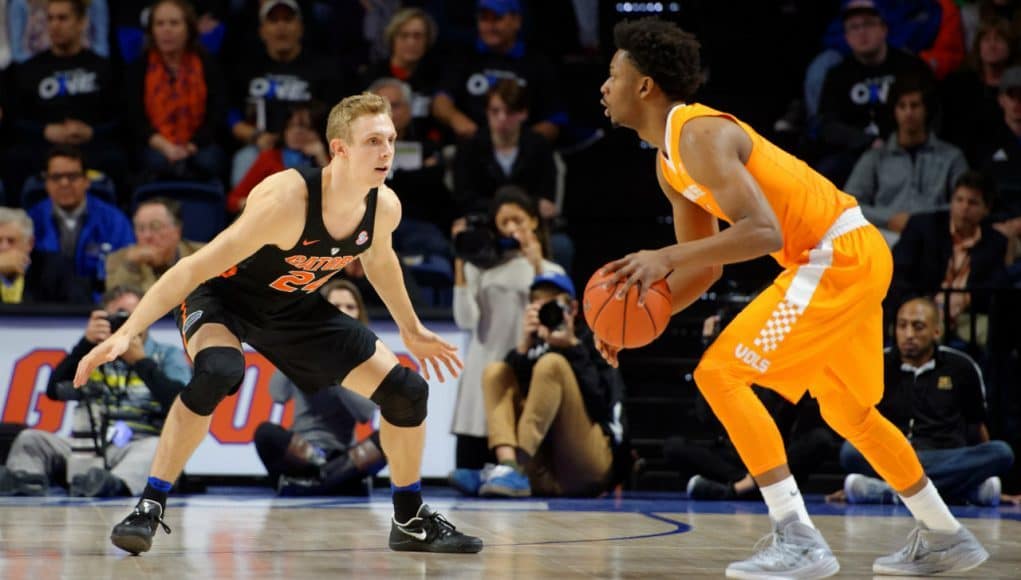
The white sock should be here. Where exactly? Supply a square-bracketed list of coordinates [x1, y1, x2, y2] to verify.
[900, 480, 960, 533]
[760, 475, 813, 528]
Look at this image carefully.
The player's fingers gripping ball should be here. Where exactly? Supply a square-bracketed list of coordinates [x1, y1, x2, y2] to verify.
[583, 265, 672, 348]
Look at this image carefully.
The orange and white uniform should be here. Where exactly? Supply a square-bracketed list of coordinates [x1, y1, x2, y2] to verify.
[659, 104, 921, 488]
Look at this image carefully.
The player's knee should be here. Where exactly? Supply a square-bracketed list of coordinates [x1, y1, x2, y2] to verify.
[820, 401, 871, 440]
[692, 360, 725, 396]
[179, 347, 246, 416]
[370, 365, 428, 427]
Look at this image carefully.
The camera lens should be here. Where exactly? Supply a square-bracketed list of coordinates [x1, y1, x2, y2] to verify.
[538, 301, 565, 329]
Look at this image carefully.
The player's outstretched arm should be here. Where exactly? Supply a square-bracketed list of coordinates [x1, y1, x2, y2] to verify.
[73, 171, 304, 387]
[360, 186, 463, 382]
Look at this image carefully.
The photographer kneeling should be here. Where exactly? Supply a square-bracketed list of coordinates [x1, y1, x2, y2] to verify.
[463, 272, 627, 498]
[0, 286, 190, 497]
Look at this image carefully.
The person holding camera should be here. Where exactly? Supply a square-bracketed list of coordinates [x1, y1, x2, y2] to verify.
[449, 186, 565, 469]
[0, 285, 190, 497]
[453, 272, 628, 498]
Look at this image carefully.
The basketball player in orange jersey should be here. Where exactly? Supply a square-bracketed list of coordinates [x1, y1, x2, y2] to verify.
[598, 18, 988, 578]
[72, 93, 482, 556]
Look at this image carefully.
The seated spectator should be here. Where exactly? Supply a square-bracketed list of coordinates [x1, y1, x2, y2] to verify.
[803, 0, 960, 121]
[941, 17, 1018, 160]
[453, 80, 572, 270]
[227, 101, 329, 214]
[451, 272, 628, 498]
[113, 0, 225, 64]
[431, 0, 566, 143]
[360, 8, 443, 140]
[227, 0, 342, 187]
[833, 297, 1016, 506]
[0, 285, 190, 497]
[9, 0, 108, 62]
[125, 0, 226, 182]
[892, 171, 1009, 347]
[4, 0, 125, 198]
[665, 313, 840, 500]
[0, 207, 38, 303]
[254, 279, 385, 495]
[815, 0, 933, 185]
[970, 66, 1021, 213]
[105, 197, 204, 292]
[450, 187, 564, 469]
[27, 145, 134, 304]
[845, 74, 968, 245]
[369, 77, 452, 260]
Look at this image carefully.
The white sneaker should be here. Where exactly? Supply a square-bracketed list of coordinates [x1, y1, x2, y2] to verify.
[844, 473, 896, 504]
[725, 514, 840, 579]
[873, 523, 989, 575]
[972, 476, 1001, 507]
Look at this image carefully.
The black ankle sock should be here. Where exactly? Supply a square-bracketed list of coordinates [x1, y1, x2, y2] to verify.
[393, 490, 423, 523]
[141, 484, 168, 512]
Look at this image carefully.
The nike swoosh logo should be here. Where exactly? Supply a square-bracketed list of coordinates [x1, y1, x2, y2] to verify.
[397, 526, 427, 541]
[302, 239, 319, 246]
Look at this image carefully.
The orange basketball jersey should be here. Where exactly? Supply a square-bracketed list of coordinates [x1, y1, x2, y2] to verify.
[658, 103, 858, 269]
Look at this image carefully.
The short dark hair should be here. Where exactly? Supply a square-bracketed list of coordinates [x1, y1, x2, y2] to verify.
[101, 284, 144, 308]
[889, 73, 935, 123]
[45, 144, 86, 172]
[613, 18, 702, 102]
[138, 196, 183, 227]
[954, 170, 997, 208]
[487, 79, 529, 113]
[490, 185, 551, 259]
[48, 0, 88, 19]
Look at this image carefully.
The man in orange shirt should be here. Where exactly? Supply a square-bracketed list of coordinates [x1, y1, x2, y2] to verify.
[598, 17, 988, 578]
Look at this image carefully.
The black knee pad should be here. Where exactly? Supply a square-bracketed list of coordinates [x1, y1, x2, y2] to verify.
[179, 347, 246, 416]
[370, 365, 428, 427]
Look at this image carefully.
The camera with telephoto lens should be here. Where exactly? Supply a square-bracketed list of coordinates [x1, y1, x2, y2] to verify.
[453, 213, 521, 269]
[538, 299, 570, 330]
[106, 310, 130, 333]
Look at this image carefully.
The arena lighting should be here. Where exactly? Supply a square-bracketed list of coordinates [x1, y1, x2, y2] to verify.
[614, 2, 681, 13]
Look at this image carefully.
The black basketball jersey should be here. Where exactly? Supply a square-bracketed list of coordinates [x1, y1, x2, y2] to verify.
[209, 167, 378, 318]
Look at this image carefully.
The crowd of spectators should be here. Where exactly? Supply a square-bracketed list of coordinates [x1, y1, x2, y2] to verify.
[2, 0, 1020, 500]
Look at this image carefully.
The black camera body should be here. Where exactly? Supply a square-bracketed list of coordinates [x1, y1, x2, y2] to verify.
[453, 213, 521, 269]
[538, 299, 570, 330]
[107, 310, 130, 334]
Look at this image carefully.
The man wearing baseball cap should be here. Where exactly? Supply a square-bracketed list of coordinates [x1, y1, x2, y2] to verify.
[431, 0, 566, 143]
[449, 270, 630, 499]
[227, 0, 344, 187]
[972, 66, 1021, 219]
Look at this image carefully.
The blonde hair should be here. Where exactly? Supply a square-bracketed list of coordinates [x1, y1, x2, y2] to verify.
[384, 8, 438, 52]
[325, 93, 392, 142]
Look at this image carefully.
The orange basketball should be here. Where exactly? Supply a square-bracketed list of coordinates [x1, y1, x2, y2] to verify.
[583, 265, 672, 348]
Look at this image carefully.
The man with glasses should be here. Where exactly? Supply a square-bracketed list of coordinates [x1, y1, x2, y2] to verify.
[105, 198, 204, 293]
[26, 145, 133, 303]
[4, 0, 124, 198]
[815, 0, 932, 186]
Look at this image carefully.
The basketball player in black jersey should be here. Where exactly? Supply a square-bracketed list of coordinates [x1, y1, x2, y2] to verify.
[73, 93, 483, 555]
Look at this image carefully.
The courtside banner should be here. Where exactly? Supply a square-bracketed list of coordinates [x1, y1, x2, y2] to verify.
[0, 316, 467, 477]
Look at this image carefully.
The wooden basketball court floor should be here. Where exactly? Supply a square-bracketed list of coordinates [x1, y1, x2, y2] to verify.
[0, 491, 1018, 579]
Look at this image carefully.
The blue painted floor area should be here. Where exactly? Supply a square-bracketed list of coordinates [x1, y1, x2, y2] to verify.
[5, 487, 1019, 523]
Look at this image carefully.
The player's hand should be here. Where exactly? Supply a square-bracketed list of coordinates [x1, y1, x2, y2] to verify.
[603, 248, 672, 306]
[400, 325, 463, 382]
[594, 335, 622, 368]
[74, 332, 132, 387]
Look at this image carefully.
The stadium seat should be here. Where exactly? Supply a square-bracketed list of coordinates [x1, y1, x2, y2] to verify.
[133, 181, 226, 242]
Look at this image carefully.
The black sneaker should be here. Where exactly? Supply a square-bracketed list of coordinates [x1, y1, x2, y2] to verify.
[389, 504, 483, 553]
[12, 470, 48, 496]
[686, 474, 736, 500]
[110, 499, 172, 555]
[70, 467, 128, 497]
